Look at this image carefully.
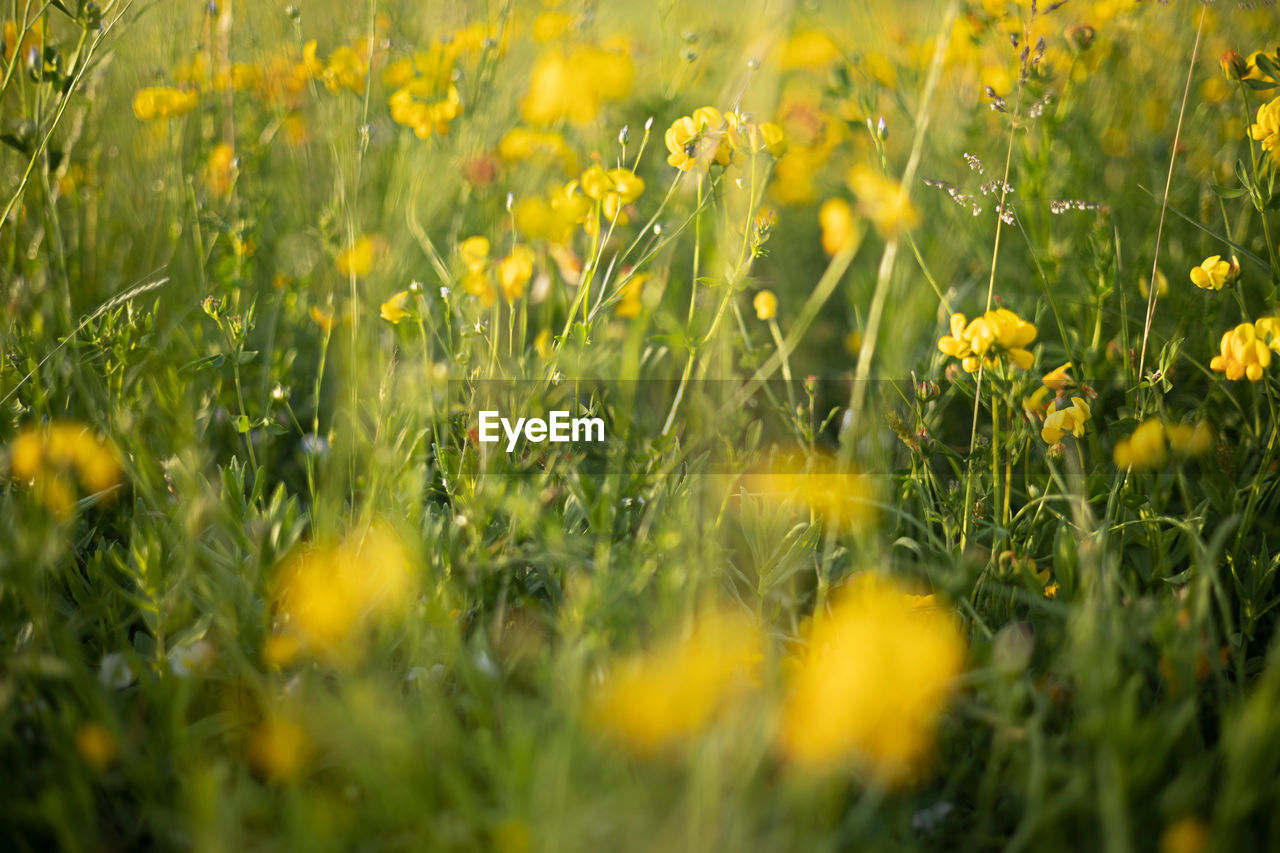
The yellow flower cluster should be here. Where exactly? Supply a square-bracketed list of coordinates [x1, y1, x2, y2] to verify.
[1041, 396, 1092, 444]
[1114, 419, 1214, 470]
[580, 164, 645, 228]
[664, 107, 786, 172]
[7, 422, 122, 517]
[778, 574, 963, 783]
[937, 308, 1038, 373]
[1209, 321, 1276, 382]
[389, 79, 462, 140]
[588, 610, 762, 754]
[1189, 255, 1240, 291]
[266, 523, 414, 667]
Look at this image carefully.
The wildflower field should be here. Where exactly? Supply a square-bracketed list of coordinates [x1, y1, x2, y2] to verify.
[5, 0, 1280, 849]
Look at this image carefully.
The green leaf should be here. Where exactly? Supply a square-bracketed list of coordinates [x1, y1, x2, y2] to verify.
[1243, 78, 1278, 91]
[1210, 183, 1248, 200]
[180, 353, 225, 373]
[232, 415, 252, 433]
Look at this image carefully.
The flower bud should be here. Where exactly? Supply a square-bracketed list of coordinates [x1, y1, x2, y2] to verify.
[915, 380, 940, 402]
[1221, 50, 1247, 81]
[1068, 25, 1095, 52]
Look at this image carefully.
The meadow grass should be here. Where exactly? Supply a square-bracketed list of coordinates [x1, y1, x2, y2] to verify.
[3, 0, 1280, 850]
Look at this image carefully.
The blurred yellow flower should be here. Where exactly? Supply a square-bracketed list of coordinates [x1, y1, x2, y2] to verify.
[270, 523, 415, 665]
[520, 44, 633, 126]
[818, 198, 856, 255]
[753, 290, 778, 321]
[777, 30, 841, 70]
[498, 128, 578, 175]
[380, 290, 412, 324]
[7, 422, 122, 517]
[742, 453, 876, 530]
[614, 272, 649, 318]
[1189, 255, 1238, 291]
[389, 80, 463, 139]
[1040, 396, 1091, 444]
[1160, 817, 1209, 853]
[337, 235, 384, 278]
[1139, 269, 1168, 299]
[588, 610, 762, 754]
[937, 308, 1037, 373]
[1210, 321, 1271, 381]
[1114, 418, 1167, 470]
[248, 717, 309, 781]
[778, 573, 963, 783]
[309, 305, 337, 332]
[848, 164, 919, 236]
[498, 245, 536, 302]
[75, 723, 117, 770]
[132, 87, 198, 121]
[203, 143, 236, 197]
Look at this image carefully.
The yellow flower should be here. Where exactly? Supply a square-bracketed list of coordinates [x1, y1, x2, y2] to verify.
[778, 573, 963, 783]
[131, 87, 198, 121]
[848, 164, 919, 236]
[6, 422, 122, 517]
[937, 308, 1037, 373]
[1114, 418, 1168, 470]
[1189, 255, 1239, 291]
[1249, 96, 1280, 160]
[380, 290, 412, 324]
[1041, 362, 1073, 391]
[753, 290, 778, 321]
[336, 235, 384, 278]
[588, 610, 762, 754]
[497, 245, 535, 302]
[818, 198, 856, 255]
[664, 107, 736, 171]
[248, 717, 309, 781]
[1210, 322, 1272, 381]
[270, 523, 414, 666]
[1040, 396, 1091, 444]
